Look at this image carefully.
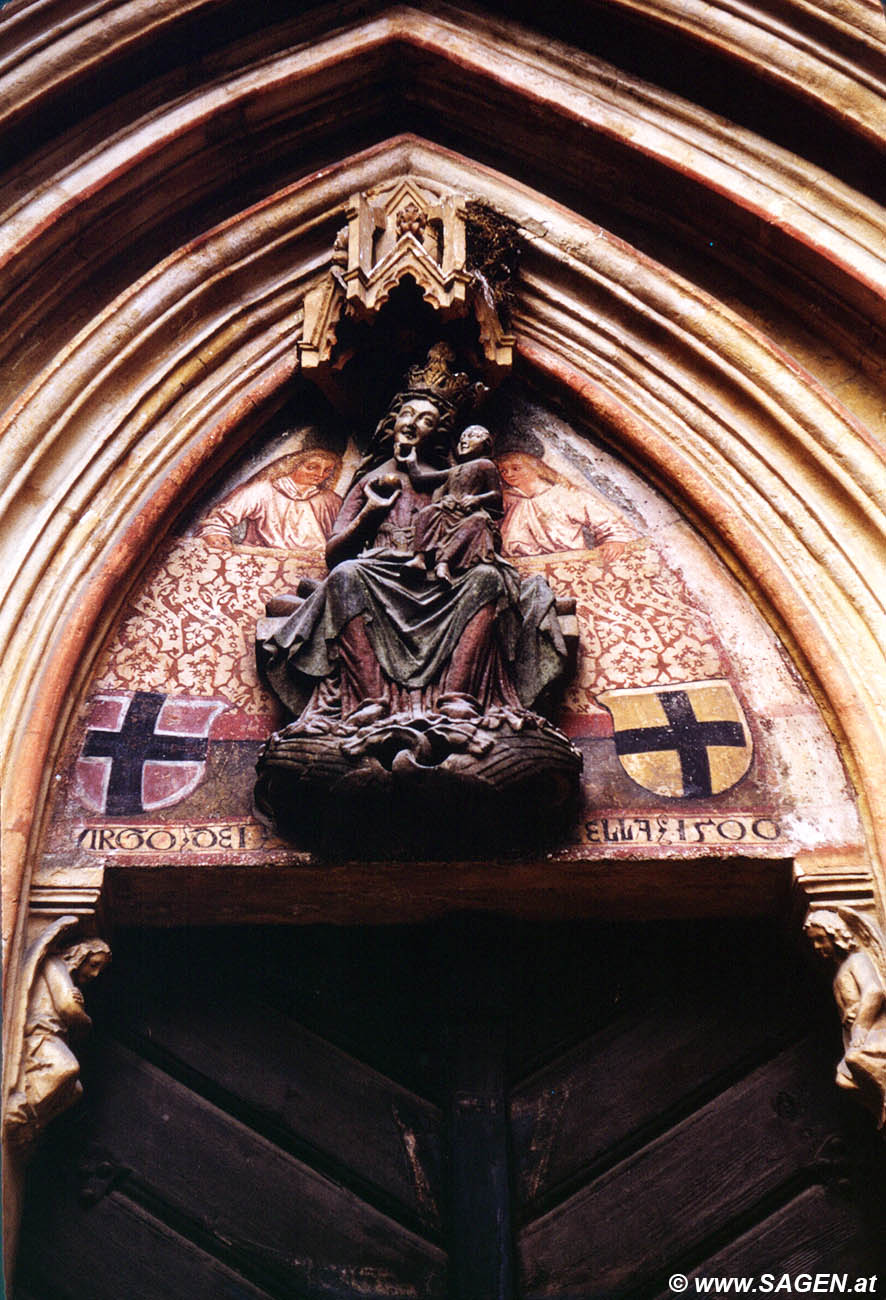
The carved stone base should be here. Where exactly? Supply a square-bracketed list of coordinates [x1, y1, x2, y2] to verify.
[254, 705, 582, 857]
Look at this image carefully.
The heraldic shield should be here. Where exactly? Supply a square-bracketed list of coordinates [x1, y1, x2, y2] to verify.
[596, 680, 753, 799]
[75, 691, 227, 815]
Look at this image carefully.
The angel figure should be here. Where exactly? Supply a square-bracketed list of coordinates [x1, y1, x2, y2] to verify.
[805, 906, 886, 1127]
[497, 449, 636, 560]
[6, 920, 111, 1144]
[198, 447, 342, 550]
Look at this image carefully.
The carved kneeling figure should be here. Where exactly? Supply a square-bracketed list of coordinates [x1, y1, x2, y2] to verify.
[6, 931, 110, 1145]
[805, 907, 886, 1129]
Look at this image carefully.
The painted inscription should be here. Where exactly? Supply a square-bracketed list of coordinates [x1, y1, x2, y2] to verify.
[582, 814, 780, 847]
[76, 821, 279, 855]
[73, 815, 782, 858]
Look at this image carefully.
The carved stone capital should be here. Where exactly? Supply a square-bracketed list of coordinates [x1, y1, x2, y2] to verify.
[4, 916, 110, 1150]
[793, 850, 877, 919]
[299, 178, 515, 375]
[27, 873, 106, 928]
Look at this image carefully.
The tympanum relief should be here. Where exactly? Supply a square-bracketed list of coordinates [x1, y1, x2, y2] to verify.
[35, 178, 862, 875]
[37, 380, 862, 872]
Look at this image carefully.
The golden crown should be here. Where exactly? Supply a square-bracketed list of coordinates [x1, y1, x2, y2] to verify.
[402, 343, 483, 414]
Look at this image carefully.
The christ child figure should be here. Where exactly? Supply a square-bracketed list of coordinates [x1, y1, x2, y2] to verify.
[403, 424, 503, 583]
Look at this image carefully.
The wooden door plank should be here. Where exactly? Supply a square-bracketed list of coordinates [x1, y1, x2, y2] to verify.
[648, 1185, 886, 1296]
[81, 1039, 447, 1298]
[519, 1040, 847, 1297]
[118, 992, 443, 1230]
[18, 1189, 275, 1300]
[510, 988, 797, 1209]
[448, 1022, 515, 1299]
[444, 921, 516, 1300]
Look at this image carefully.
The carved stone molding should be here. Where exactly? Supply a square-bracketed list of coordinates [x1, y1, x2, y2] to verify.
[4, 916, 110, 1151]
[3, 136, 883, 961]
[4, 123, 886, 980]
[793, 852, 878, 919]
[298, 178, 515, 374]
[27, 875, 106, 929]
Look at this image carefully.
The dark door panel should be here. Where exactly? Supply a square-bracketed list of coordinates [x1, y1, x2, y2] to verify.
[17, 920, 886, 1300]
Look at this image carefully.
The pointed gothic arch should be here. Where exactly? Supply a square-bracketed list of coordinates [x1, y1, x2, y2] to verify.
[3, 131, 883, 948]
[2, 1, 885, 1287]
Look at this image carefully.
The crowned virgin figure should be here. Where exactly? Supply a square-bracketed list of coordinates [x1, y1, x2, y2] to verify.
[255, 345, 580, 851]
[259, 345, 569, 728]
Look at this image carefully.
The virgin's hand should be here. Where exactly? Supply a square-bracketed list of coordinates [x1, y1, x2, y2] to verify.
[363, 480, 402, 511]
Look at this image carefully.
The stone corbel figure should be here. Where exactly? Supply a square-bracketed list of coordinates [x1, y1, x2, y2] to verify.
[5, 916, 111, 1147]
[805, 906, 886, 1128]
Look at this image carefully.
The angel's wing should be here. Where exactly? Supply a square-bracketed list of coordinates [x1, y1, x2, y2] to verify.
[836, 906, 886, 989]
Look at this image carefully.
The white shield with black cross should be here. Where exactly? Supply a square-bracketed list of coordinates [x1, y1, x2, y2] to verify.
[596, 680, 753, 799]
[75, 691, 227, 815]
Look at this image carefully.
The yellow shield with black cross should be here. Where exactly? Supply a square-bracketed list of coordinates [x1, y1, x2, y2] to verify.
[596, 680, 753, 799]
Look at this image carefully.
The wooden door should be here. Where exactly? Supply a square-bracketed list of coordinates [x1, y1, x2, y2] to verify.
[16, 919, 886, 1299]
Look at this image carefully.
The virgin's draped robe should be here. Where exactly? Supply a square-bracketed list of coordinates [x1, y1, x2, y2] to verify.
[260, 460, 567, 722]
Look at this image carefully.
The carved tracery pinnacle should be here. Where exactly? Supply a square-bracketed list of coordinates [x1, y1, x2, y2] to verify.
[299, 178, 516, 374]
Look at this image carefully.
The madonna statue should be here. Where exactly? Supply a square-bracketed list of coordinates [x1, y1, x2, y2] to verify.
[255, 345, 581, 854]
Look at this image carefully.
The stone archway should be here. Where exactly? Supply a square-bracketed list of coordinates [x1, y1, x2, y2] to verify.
[3, 3, 885, 1286]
